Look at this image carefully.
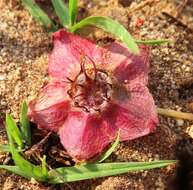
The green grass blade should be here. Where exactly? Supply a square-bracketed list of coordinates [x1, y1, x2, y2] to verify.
[70, 16, 139, 54]
[0, 144, 24, 153]
[51, 0, 70, 27]
[22, 0, 57, 32]
[69, 0, 78, 26]
[6, 114, 23, 148]
[49, 160, 176, 183]
[6, 120, 48, 182]
[0, 165, 30, 179]
[0, 144, 11, 152]
[11, 142, 48, 181]
[135, 39, 169, 45]
[98, 131, 120, 163]
[20, 101, 31, 146]
[41, 155, 48, 176]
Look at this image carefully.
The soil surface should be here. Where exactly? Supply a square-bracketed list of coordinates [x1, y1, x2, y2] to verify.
[0, 0, 193, 190]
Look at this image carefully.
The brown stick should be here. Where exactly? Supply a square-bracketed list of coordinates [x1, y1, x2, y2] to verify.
[157, 108, 193, 121]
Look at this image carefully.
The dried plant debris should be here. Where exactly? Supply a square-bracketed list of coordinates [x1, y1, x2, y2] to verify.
[24, 128, 75, 167]
[186, 126, 193, 139]
[163, 0, 193, 31]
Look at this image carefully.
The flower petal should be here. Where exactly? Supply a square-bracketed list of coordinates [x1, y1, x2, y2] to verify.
[49, 30, 108, 80]
[105, 43, 150, 87]
[28, 81, 70, 132]
[58, 111, 116, 161]
[103, 85, 158, 141]
[49, 30, 150, 87]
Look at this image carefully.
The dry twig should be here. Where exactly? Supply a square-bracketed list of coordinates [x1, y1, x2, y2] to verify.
[157, 108, 193, 121]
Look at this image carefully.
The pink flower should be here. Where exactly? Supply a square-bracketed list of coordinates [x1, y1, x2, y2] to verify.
[28, 30, 158, 161]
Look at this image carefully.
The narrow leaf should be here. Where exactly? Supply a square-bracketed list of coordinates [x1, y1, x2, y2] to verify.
[11, 144, 48, 181]
[69, 0, 78, 26]
[70, 16, 139, 54]
[41, 155, 48, 176]
[20, 101, 31, 145]
[0, 144, 24, 153]
[51, 0, 70, 27]
[0, 165, 29, 179]
[6, 122, 48, 182]
[135, 39, 169, 45]
[6, 114, 23, 148]
[22, 0, 57, 32]
[98, 131, 120, 163]
[0, 144, 11, 152]
[49, 160, 176, 183]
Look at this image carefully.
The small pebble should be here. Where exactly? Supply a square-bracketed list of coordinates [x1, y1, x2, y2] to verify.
[176, 119, 184, 127]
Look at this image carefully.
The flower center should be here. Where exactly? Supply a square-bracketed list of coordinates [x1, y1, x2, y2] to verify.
[67, 68, 113, 113]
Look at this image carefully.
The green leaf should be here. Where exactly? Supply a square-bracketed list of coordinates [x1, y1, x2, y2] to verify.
[69, 0, 78, 26]
[0, 165, 29, 178]
[20, 101, 31, 146]
[49, 160, 176, 183]
[22, 0, 57, 32]
[11, 141, 48, 181]
[0, 144, 11, 152]
[0, 144, 24, 153]
[0, 151, 49, 181]
[51, 0, 70, 27]
[41, 155, 48, 177]
[3, 148, 47, 181]
[6, 119, 48, 182]
[135, 39, 169, 45]
[70, 16, 139, 54]
[6, 114, 23, 148]
[98, 131, 120, 163]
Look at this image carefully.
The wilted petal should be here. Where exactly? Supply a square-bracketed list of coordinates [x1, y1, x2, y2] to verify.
[103, 85, 158, 141]
[59, 111, 116, 161]
[49, 30, 150, 87]
[28, 81, 70, 132]
[106, 43, 150, 87]
[49, 30, 108, 80]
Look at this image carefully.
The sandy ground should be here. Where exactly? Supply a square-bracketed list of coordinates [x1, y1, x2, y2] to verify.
[0, 0, 193, 189]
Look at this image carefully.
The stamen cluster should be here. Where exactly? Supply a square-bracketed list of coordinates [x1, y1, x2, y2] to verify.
[67, 62, 113, 113]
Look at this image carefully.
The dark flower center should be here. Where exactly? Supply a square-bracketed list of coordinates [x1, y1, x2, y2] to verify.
[67, 60, 113, 113]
